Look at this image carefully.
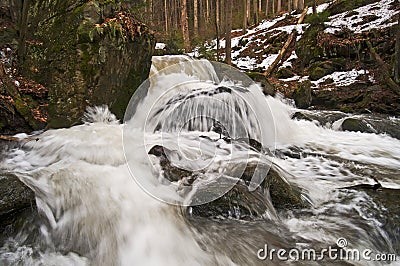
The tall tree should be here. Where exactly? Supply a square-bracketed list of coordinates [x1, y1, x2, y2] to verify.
[163, 0, 168, 31]
[313, 0, 317, 13]
[215, 0, 220, 61]
[298, 0, 304, 11]
[247, 0, 251, 24]
[181, 0, 190, 51]
[293, 0, 298, 11]
[288, 0, 292, 13]
[17, 0, 31, 67]
[277, 0, 281, 13]
[243, 0, 248, 33]
[266, 0, 270, 18]
[206, 0, 209, 22]
[395, 15, 400, 84]
[272, 0, 275, 16]
[225, 0, 232, 64]
[253, 0, 258, 25]
[193, 0, 198, 37]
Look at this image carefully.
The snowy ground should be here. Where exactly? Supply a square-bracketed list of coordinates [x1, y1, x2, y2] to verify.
[325, 0, 399, 34]
[188, 0, 398, 91]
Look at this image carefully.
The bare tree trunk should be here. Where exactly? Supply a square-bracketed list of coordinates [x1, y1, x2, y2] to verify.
[313, 0, 317, 13]
[293, 0, 298, 11]
[243, 0, 248, 34]
[258, 0, 262, 12]
[206, 0, 209, 22]
[225, 0, 232, 64]
[18, 0, 30, 67]
[394, 15, 400, 83]
[215, 0, 220, 61]
[298, 0, 304, 11]
[181, 0, 190, 51]
[164, 0, 168, 32]
[149, 0, 153, 24]
[277, 0, 281, 13]
[272, 0, 275, 16]
[266, 0, 269, 17]
[253, 0, 258, 25]
[288, 0, 292, 13]
[247, 0, 251, 24]
[193, 0, 198, 37]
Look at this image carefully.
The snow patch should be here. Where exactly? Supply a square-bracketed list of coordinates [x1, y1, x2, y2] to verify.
[155, 43, 166, 50]
[325, 0, 399, 34]
[312, 69, 371, 87]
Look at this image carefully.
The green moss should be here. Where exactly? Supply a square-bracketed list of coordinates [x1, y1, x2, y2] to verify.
[309, 66, 325, 81]
[98, 0, 116, 5]
[14, 98, 30, 116]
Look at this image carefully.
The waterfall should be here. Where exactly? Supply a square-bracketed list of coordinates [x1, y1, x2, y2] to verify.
[1, 56, 400, 265]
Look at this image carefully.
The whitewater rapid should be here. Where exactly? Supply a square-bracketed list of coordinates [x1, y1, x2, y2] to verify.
[0, 55, 399, 265]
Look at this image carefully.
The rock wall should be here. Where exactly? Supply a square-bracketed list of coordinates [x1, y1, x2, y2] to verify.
[20, 0, 155, 128]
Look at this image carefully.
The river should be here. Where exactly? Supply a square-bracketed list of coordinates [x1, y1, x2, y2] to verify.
[0, 56, 399, 265]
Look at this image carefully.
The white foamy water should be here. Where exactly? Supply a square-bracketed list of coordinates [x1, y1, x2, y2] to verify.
[1, 55, 399, 265]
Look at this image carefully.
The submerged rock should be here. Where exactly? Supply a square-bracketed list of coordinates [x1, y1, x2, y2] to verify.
[149, 143, 310, 219]
[341, 117, 374, 133]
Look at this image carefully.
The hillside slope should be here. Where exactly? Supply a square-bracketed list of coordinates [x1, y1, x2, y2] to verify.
[191, 0, 400, 115]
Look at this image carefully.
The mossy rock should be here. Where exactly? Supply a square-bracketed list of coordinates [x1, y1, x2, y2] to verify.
[245, 72, 275, 96]
[291, 111, 313, 121]
[22, 0, 155, 128]
[293, 80, 313, 109]
[341, 118, 374, 133]
[0, 173, 35, 217]
[276, 68, 295, 79]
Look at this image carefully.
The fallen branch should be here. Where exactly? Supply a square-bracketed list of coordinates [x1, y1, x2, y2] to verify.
[0, 135, 19, 141]
[0, 134, 40, 142]
[366, 41, 400, 95]
[264, 7, 309, 77]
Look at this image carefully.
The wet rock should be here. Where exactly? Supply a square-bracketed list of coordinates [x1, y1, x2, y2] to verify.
[246, 163, 309, 210]
[245, 72, 276, 96]
[291, 111, 313, 121]
[148, 145, 192, 182]
[149, 144, 309, 217]
[190, 182, 273, 220]
[0, 173, 35, 217]
[341, 117, 374, 133]
[292, 80, 313, 109]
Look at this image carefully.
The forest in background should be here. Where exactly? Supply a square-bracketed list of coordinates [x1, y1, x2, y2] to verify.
[128, 0, 325, 53]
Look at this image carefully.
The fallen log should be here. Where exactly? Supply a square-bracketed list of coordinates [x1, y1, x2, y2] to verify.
[366, 40, 400, 95]
[264, 7, 309, 77]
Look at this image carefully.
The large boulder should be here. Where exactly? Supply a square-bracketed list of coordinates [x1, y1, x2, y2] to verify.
[149, 143, 309, 220]
[20, 0, 155, 128]
[341, 117, 374, 133]
[293, 80, 313, 109]
[0, 173, 35, 217]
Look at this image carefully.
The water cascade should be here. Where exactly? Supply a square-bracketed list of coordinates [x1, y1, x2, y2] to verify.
[0, 55, 399, 265]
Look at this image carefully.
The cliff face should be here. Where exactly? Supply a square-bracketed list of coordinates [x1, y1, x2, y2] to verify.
[1, 0, 155, 131]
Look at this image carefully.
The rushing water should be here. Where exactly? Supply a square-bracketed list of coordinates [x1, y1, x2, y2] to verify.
[0, 56, 399, 265]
